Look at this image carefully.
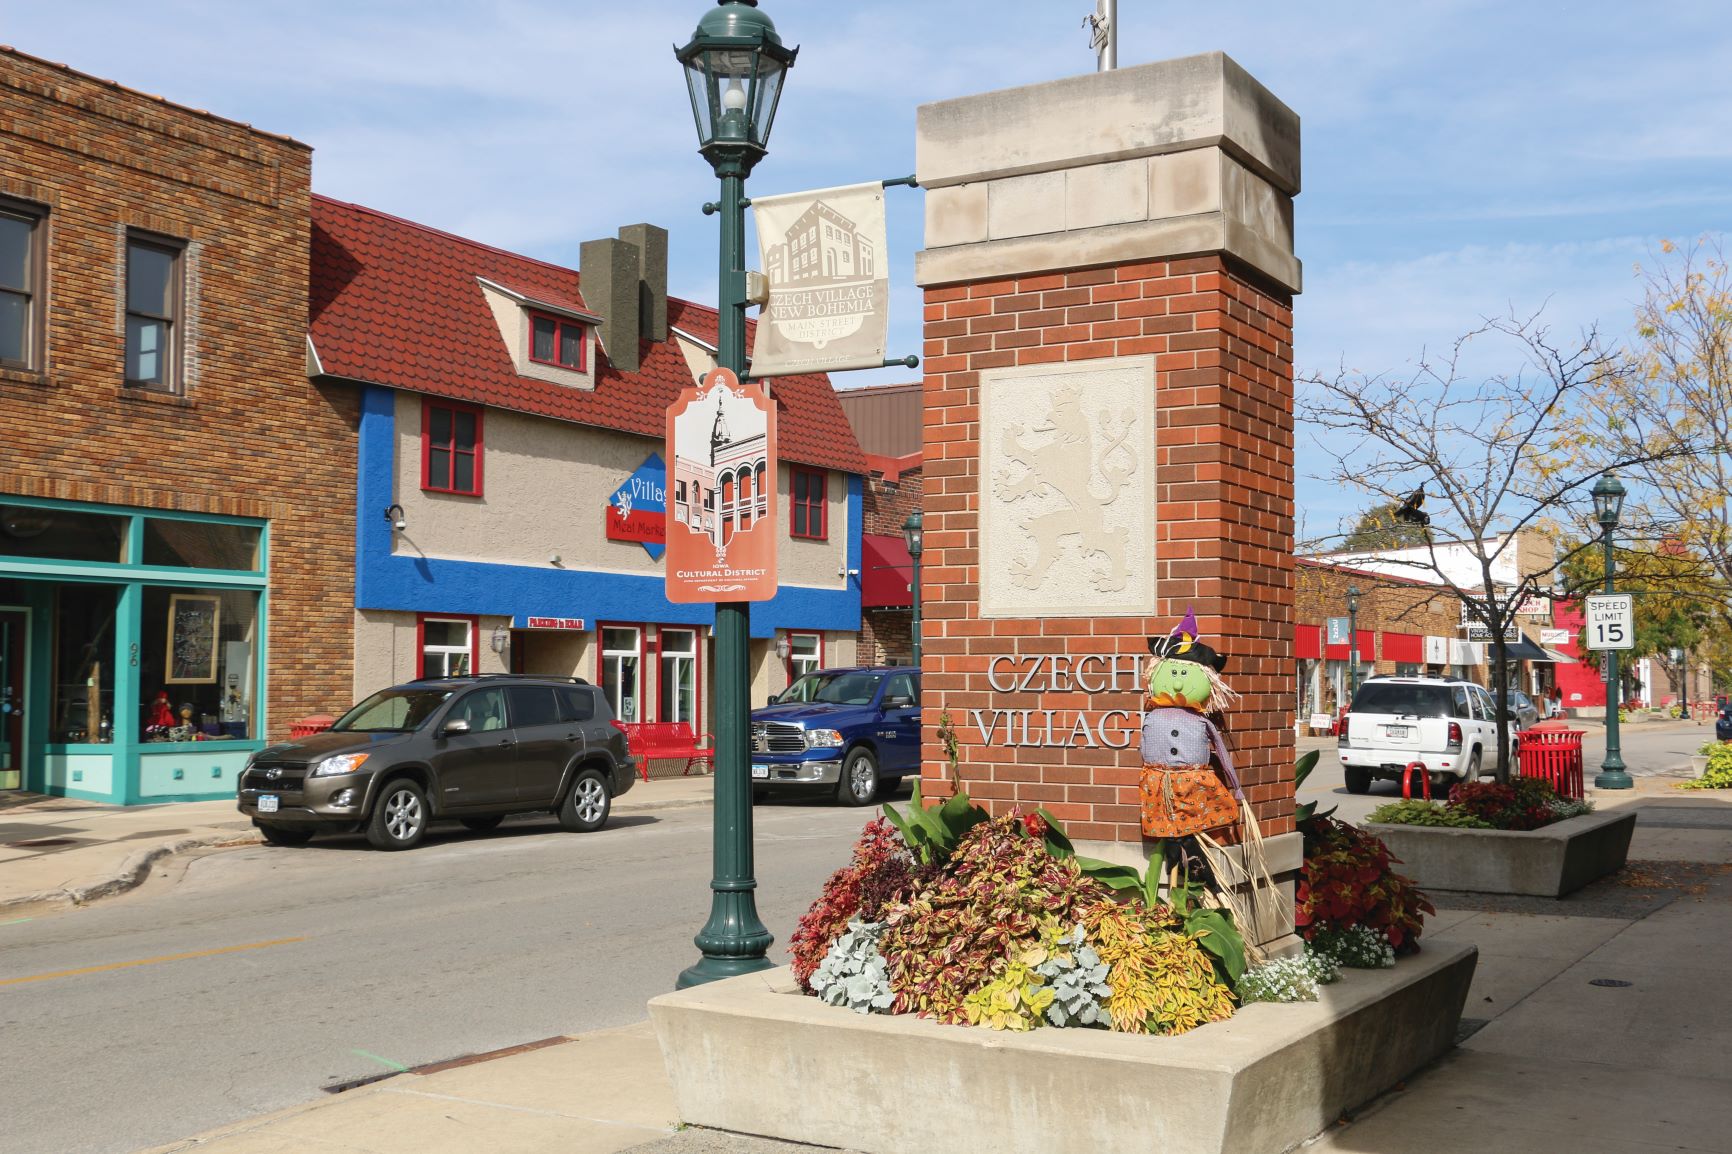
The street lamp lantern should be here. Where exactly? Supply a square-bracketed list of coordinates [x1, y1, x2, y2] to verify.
[676, 0, 797, 176]
[673, 0, 797, 989]
[1591, 472, 1625, 529]
[1347, 585, 1360, 616]
[903, 511, 924, 667]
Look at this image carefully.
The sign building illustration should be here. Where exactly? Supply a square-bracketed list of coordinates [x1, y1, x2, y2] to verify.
[751, 182, 891, 375]
[665, 367, 778, 603]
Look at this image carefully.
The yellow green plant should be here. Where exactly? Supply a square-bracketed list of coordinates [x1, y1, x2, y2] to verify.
[1080, 900, 1234, 1035]
[962, 959, 1054, 1031]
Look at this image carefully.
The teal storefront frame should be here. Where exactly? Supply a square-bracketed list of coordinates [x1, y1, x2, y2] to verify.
[0, 496, 270, 805]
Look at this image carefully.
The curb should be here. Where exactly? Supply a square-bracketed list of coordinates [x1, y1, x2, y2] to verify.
[0, 830, 261, 916]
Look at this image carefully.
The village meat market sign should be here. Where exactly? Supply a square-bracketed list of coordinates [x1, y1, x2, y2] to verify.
[971, 653, 1147, 749]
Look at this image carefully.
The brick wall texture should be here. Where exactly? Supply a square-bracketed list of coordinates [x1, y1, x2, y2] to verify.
[857, 464, 922, 666]
[919, 256, 1296, 842]
[0, 49, 356, 739]
[1296, 564, 1464, 673]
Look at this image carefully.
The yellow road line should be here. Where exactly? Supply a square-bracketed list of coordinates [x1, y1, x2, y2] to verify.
[0, 936, 306, 987]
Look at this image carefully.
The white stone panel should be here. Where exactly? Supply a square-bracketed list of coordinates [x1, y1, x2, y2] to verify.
[979, 356, 1156, 618]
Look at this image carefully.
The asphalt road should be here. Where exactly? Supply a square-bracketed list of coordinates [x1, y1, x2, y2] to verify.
[0, 796, 882, 1154]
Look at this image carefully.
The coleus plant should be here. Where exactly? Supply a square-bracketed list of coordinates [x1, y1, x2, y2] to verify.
[1295, 816, 1433, 951]
[1073, 847, 1247, 987]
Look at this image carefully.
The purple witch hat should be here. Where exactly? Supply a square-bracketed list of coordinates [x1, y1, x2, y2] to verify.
[1146, 606, 1227, 672]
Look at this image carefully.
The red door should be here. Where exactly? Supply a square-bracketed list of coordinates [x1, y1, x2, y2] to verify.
[0, 610, 25, 790]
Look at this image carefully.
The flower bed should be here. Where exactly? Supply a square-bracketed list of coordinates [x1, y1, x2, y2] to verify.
[1367, 777, 1592, 830]
[789, 784, 1437, 1036]
[1681, 742, 1732, 789]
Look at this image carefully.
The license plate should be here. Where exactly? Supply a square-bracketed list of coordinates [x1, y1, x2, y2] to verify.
[750, 765, 770, 780]
[1384, 726, 1410, 739]
[257, 794, 280, 813]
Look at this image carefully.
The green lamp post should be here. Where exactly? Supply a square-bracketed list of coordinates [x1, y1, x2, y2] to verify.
[673, 0, 797, 988]
[1346, 584, 1361, 700]
[903, 510, 923, 666]
[1592, 472, 1631, 790]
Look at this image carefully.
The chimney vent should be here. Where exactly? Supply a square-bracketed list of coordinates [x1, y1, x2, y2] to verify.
[579, 236, 642, 373]
[619, 223, 668, 343]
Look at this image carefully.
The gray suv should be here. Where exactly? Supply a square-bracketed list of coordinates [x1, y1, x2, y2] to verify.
[236, 675, 635, 850]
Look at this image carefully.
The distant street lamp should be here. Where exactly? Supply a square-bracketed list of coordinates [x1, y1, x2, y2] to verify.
[673, 0, 798, 988]
[903, 510, 923, 666]
[1592, 472, 1632, 790]
[1346, 584, 1362, 701]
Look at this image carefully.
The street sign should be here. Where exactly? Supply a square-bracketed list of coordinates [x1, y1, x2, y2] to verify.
[1584, 593, 1635, 651]
[1465, 622, 1520, 643]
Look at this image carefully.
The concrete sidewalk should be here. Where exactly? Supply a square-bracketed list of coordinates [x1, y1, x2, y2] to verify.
[0, 773, 716, 917]
[134, 787, 1732, 1154]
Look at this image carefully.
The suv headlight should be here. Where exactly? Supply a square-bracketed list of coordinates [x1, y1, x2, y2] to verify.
[805, 729, 844, 749]
[312, 752, 371, 777]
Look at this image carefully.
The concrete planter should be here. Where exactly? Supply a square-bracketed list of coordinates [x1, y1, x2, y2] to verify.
[649, 944, 1477, 1154]
[1691, 754, 1709, 778]
[1367, 809, 1637, 897]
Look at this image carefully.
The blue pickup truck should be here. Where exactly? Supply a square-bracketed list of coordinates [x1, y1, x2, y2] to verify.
[749, 666, 921, 805]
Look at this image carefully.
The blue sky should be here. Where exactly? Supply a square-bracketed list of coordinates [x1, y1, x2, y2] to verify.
[9, 1, 1729, 534]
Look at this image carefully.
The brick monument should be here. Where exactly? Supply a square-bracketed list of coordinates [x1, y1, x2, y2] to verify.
[914, 53, 1302, 937]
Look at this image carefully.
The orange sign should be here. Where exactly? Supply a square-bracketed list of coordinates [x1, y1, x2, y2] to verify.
[665, 367, 778, 603]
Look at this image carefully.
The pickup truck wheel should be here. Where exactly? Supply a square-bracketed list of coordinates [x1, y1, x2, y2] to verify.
[366, 780, 429, 850]
[559, 768, 612, 832]
[1465, 750, 1483, 781]
[1344, 767, 1372, 795]
[836, 748, 880, 807]
[257, 823, 315, 847]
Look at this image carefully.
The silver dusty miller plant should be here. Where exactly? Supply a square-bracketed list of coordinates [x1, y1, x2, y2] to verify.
[810, 920, 895, 1014]
[1032, 924, 1112, 1027]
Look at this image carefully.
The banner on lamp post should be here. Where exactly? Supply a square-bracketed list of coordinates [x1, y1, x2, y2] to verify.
[750, 182, 890, 376]
[665, 367, 778, 603]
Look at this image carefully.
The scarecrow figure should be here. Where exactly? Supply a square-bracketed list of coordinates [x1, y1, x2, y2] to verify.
[1139, 610, 1276, 947]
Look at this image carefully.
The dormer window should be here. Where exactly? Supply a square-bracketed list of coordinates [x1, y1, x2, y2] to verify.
[530, 313, 586, 372]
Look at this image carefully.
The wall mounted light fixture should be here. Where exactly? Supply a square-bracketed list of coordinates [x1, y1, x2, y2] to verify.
[490, 625, 510, 655]
[384, 504, 406, 532]
[775, 636, 791, 661]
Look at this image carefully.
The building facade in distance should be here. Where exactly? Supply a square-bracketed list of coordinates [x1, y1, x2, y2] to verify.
[0, 48, 354, 803]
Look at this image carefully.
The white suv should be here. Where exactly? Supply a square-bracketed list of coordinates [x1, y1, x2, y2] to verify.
[1337, 676, 1511, 794]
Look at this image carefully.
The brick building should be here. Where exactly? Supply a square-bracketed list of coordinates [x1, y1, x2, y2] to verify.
[0, 47, 355, 802]
[838, 382, 923, 666]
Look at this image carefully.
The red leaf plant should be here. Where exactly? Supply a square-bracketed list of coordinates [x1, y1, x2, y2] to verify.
[1296, 817, 1434, 951]
[1447, 778, 1561, 831]
[788, 818, 918, 991]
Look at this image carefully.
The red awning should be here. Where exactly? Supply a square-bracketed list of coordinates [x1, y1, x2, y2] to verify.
[1324, 631, 1376, 661]
[1381, 632, 1423, 663]
[861, 533, 913, 609]
[1296, 624, 1321, 659]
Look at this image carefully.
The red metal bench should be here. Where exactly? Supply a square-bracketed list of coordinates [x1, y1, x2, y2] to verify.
[618, 721, 713, 781]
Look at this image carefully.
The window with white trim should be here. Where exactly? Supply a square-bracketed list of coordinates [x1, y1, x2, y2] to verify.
[421, 618, 473, 678]
[788, 632, 822, 680]
[659, 629, 698, 725]
[601, 626, 641, 723]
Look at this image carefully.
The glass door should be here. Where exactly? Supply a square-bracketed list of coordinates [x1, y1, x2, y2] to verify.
[659, 629, 698, 725]
[601, 626, 642, 723]
[0, 609, 25, 789]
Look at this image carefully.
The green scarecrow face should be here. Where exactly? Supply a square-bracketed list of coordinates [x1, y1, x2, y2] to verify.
[1147, 656, 1214, 710]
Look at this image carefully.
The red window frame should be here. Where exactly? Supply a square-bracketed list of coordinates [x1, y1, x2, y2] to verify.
[528, 311, 587, 372]
[595, 622, 647, 724]
[784, 631, 824, 683]
[421, 398, 484, 496]
[653, 627, 705, 728]
[790, 466, 828, 541]
[415, 613, 481, 680]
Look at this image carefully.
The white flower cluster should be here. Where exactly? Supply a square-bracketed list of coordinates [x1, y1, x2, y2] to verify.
[1236, 948, 1341, 1004]
[811, 920, 895, 1014]
[1315, 925, 1396, 969]
[1549, 797, 1594, 821]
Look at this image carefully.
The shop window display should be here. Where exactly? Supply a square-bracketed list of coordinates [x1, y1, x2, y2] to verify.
[139, 586, 259, 742]
[52, 584, 118, 744]
[0, 506, 127, 564]
[142, 519, 260, 571]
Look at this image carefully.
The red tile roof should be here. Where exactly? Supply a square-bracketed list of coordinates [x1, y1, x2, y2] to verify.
[308, 195, 868, 475]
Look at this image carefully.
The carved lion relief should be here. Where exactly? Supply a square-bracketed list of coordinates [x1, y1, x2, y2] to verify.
[979, 356, 1156, 618]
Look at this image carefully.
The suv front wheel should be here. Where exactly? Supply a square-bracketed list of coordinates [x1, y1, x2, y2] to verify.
[559, 768, 612, 832]
[367, 779, 430, 850]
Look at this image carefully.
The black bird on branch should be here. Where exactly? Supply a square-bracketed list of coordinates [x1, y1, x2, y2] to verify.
[1393, 485, 1430, 527]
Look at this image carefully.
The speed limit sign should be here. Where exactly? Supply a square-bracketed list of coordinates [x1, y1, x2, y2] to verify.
[1585, 593, 1634, 650]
